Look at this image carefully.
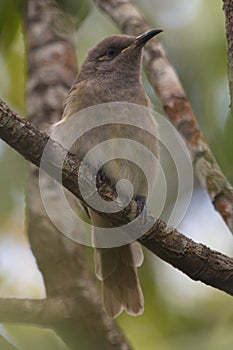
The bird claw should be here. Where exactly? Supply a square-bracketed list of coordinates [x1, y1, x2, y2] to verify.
[135, 195, 147, 224]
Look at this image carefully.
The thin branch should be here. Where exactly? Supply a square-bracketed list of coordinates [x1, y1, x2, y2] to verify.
[140, 220, 233, 295]
[0, 298, 68, 324]
[0, 98, 233, 296]
[0, 297, 109, 325]
[93, 0, 233, 234]
[223, 0, 233, 116]
[0, 297, 131, 350]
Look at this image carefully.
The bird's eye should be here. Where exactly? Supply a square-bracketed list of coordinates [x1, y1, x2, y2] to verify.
[106, 47, 118, 58]
[97, 47, 119, 61]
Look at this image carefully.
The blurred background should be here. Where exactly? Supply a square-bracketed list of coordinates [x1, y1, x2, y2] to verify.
[0, 0, 233, 349]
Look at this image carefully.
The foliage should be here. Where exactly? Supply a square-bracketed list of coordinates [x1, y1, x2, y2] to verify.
[0, 0, 24, 50]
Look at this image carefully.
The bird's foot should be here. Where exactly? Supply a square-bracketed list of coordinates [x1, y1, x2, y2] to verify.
[135, 195, 147, 224]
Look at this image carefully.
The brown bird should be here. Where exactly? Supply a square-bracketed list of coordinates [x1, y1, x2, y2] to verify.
[53, 29, 162, 318]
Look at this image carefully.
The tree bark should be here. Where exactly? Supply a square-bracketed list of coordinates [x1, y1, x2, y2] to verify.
[21, 0, 131, 349]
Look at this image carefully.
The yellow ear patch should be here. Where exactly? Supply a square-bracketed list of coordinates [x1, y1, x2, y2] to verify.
[98, 55, 107, 61]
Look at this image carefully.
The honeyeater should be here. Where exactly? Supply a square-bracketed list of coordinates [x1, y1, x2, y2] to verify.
[52, 29, 162, 318]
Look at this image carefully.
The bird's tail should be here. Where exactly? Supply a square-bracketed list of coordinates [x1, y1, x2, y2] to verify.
[94, 242, 144, 318]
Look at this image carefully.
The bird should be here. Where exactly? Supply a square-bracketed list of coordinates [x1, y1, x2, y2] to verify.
[52, 29, 162, 318]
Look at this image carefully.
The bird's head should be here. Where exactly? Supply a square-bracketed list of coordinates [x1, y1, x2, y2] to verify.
[77, 29, 163, 82]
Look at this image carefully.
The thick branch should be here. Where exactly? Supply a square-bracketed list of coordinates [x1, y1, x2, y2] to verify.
[223, 0, 233, 116]
[94, 0, 233, 234]
[21, 1, 131, 349]
[0, 99, 233, 296]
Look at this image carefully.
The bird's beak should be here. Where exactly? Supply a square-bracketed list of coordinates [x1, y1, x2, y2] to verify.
[134, 29, 163, 48]
[120, 29, 163, 55]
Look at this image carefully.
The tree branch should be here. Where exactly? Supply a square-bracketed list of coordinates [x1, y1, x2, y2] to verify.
[20, 1, 131, 349]
[0, 296, 122, 325]
[223, 0, 233, 116]
[0, 298, 71, 325]
[93, 0, 233, 234]
[0, 297, 130, 349]
[0, 98, 233, 296]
